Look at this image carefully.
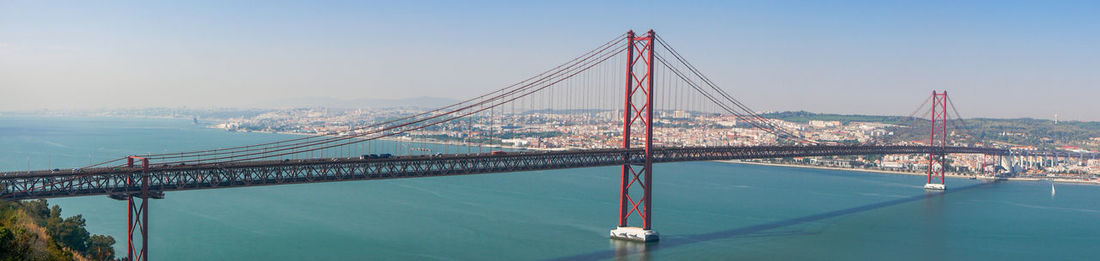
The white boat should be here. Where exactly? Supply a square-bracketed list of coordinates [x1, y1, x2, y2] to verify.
[1051, 182, 1056, 196]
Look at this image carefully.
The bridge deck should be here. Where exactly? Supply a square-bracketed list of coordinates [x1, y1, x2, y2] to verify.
[1, 145, 1006, 200]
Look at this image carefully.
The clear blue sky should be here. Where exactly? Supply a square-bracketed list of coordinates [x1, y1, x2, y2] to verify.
[2, 0, 1098, 120]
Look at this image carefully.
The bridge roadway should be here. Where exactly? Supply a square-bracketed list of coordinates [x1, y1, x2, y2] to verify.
[1, 145, 1005, 201]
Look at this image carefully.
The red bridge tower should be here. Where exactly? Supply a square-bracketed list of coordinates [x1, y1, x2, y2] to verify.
[610, 30, 660, 242]
[924, 91, 948, 190]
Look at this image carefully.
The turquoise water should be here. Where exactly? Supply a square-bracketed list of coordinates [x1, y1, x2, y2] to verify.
[2, 116, 1098, 260]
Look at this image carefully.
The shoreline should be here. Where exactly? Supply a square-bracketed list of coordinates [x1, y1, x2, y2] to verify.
[722, 160, 1100, 185]
[723, 160, 966, 178]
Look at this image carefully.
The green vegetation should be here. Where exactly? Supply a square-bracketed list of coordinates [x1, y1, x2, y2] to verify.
[0, 200, 116, 261]
[966, 118, 1100, 149]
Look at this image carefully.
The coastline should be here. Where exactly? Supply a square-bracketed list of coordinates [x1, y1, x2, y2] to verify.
[721, 160, 1100, 186]
[722, 160, 964, 178]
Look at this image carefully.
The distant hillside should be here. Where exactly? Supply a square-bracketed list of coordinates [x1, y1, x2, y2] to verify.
[763, 111, 1100, 150]
[761, 111, 917, 125]
[260, 96, 460, 109]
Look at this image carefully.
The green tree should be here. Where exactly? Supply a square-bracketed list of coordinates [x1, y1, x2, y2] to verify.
[21, 199, 50, 220]
[44, 205, 63, 236]
[55, 215, 91, 252]
[87, 234, 116, 261]
[0, 227, 18, 259]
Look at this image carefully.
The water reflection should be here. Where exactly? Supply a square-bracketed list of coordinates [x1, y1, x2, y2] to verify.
[610, 240, 651, 261]
[552, 181, 996, 261]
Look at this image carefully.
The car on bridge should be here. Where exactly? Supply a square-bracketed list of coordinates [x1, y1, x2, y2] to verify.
[360, 154, 393, 159]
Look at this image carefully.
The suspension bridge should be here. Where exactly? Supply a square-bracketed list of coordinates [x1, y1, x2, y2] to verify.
[0, 30, 1090, 260]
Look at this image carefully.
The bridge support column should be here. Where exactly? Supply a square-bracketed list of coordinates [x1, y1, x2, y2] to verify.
[127, 194, 149, 261]
[611, 30, 659, 242]
[109, 156, 163, 261]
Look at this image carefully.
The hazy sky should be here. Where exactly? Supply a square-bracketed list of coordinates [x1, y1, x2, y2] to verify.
[2, 1, 1098, 120]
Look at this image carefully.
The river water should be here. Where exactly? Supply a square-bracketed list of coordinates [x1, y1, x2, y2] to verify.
[1, 116, 1097, 260]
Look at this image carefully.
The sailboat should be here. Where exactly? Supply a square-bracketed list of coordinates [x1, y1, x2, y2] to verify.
[1051, 182, 1056, 196]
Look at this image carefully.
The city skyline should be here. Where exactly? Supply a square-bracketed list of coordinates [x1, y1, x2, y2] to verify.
[2, 1, 1098, 121]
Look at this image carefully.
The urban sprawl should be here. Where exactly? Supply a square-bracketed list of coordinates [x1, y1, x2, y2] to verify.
[203, 107, 1100, 181]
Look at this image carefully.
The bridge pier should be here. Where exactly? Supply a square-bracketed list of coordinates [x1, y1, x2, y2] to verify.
[117, 195, 154, 261]
[610, 226, 660, 242]
[107, 156, 163, 261]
